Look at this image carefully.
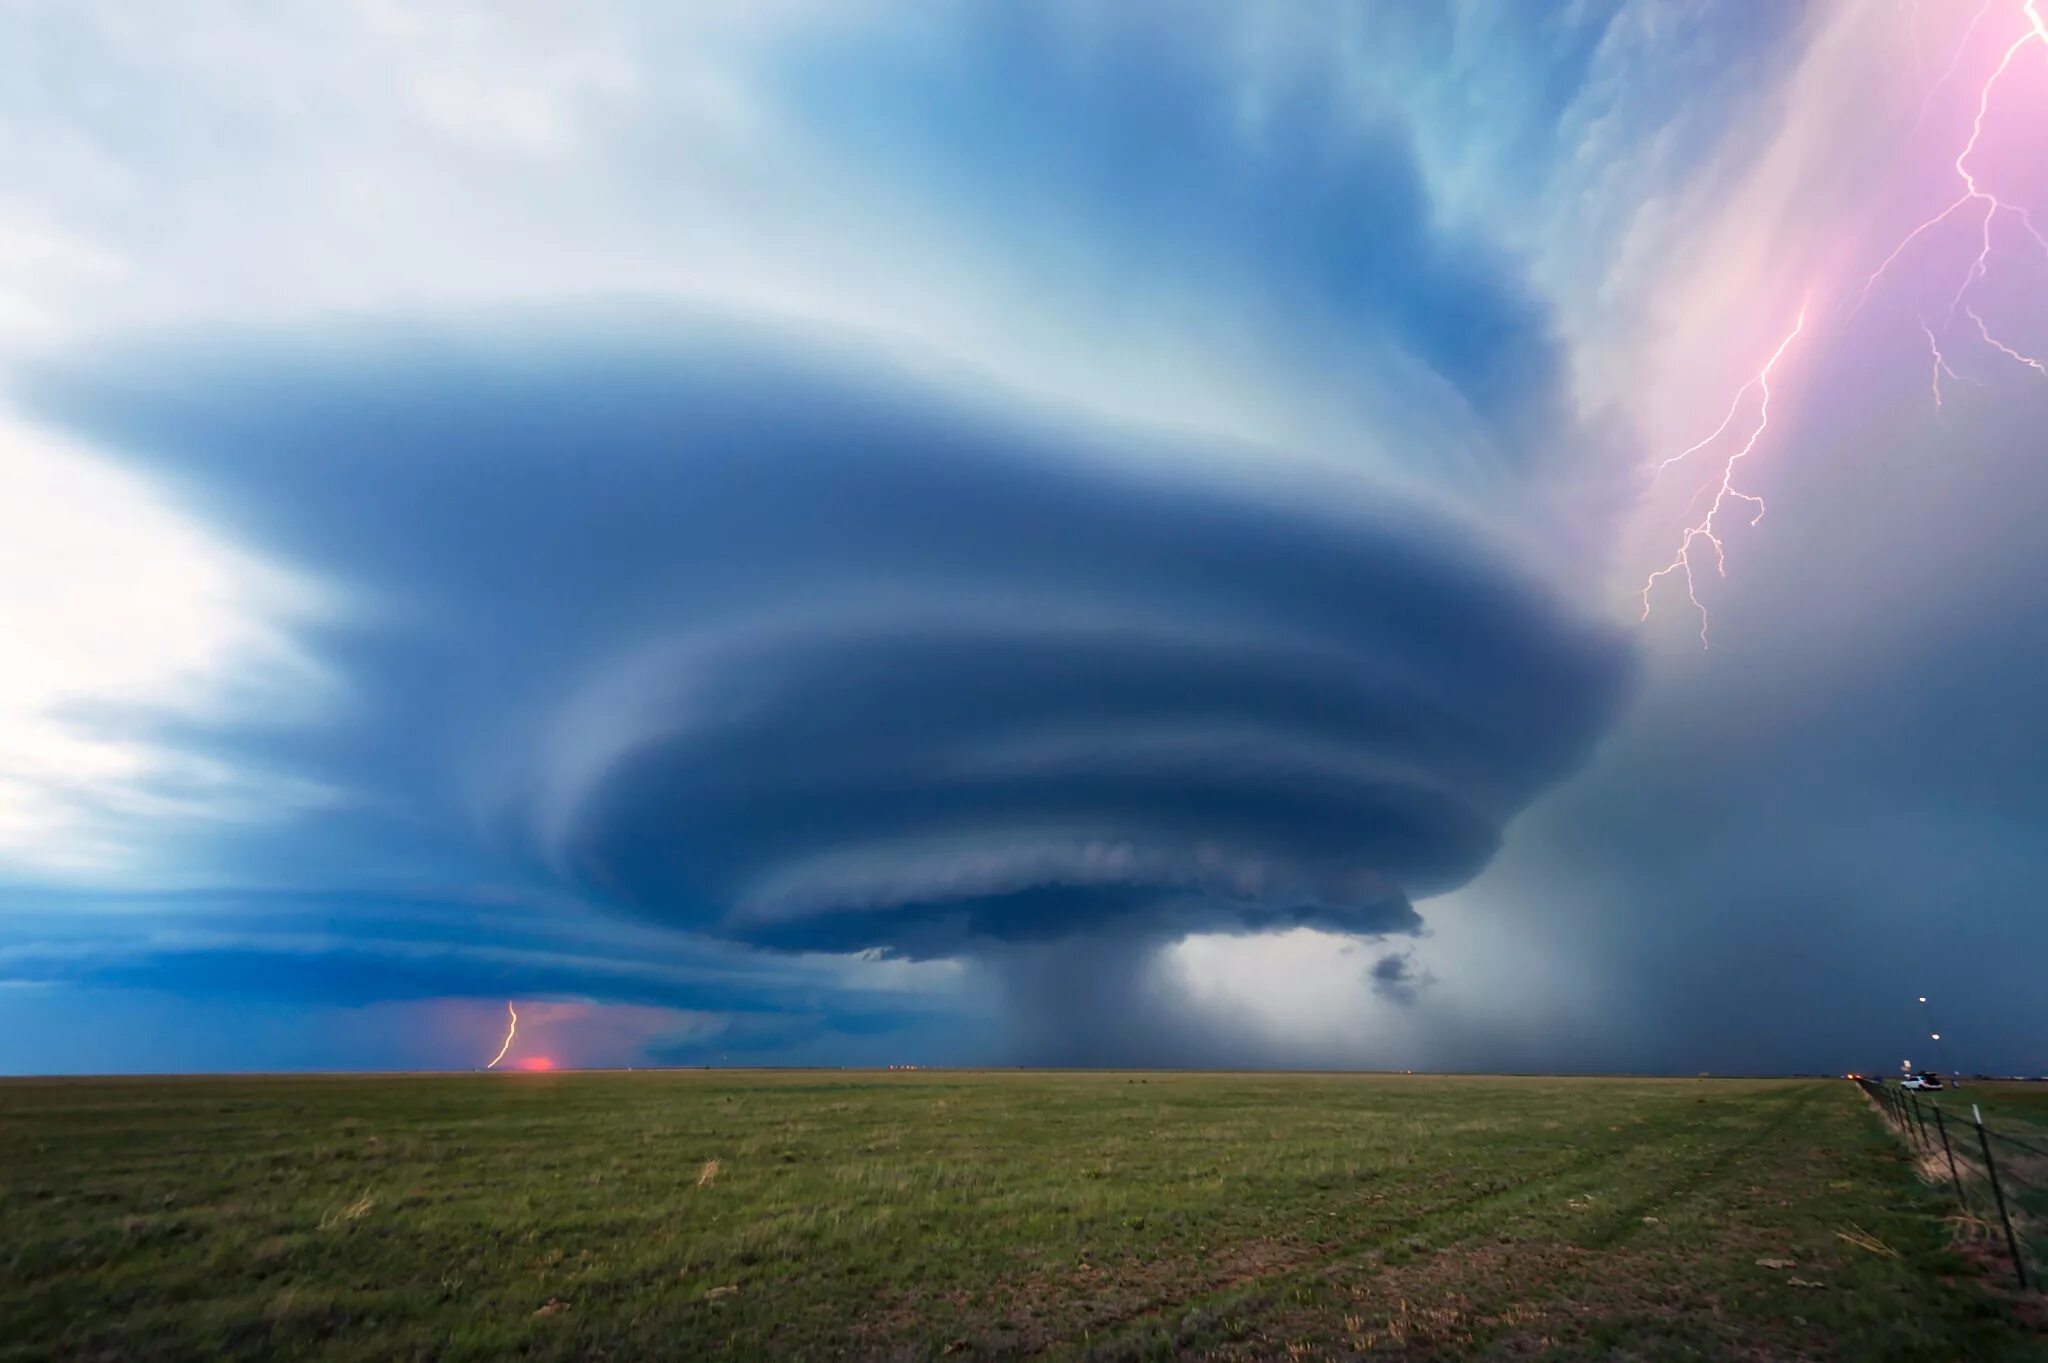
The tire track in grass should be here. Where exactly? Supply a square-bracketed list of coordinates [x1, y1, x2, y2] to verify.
[1177, 1085, 1838, 1362]
[1427, 1083, 1894, 1360]
[1009, 1092, 1764, 1360]
[1003, 1150, 1632, 1357]
[1571, 1081, 1824, 1252]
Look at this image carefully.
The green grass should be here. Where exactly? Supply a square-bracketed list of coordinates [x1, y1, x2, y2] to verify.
[0, 1072, 2037, 1361]
[1916, 1082, 2048, 1292]
[1947, 1081, 2048, 1134]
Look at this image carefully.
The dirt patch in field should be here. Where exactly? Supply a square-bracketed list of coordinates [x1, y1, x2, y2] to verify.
[1199, 1240, 1814, 1362]
[845, 1234, 1328, 1358]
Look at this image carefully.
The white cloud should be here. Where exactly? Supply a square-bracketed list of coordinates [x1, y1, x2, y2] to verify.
[0, 2, 1610, 551]
[0, 417, 334, 877]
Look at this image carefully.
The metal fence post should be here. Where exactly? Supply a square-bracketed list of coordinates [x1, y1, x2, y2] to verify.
[1911, 1091, 1932, 1149]
[1932, 1104, 1969, 1212]
[1973, 1104, 2028, 1290]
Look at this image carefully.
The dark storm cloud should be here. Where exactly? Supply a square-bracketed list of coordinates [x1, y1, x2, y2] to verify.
[1440, 380, 2048, 1079]
[4, 941, 761, 1014]
[0, 891, 947, 1051]
[33, 311, 1630, 973]
[1501, 620, 2048, 1077]
[1367, 948, 1432, 1007]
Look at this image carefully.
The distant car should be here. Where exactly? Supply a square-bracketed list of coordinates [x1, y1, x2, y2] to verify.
[1900, 1074, 1944, 1091]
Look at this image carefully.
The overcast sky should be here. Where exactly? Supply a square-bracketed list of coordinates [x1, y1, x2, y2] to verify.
[3, 1, 2044, 1075]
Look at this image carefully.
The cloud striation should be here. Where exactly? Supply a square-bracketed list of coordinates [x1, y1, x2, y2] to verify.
[36, 312, 1628, 1025]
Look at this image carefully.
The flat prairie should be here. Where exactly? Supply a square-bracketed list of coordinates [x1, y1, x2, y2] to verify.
[0, 1071, 2036, 1360]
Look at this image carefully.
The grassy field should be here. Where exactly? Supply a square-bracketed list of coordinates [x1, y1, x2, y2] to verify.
[1918, 1081, 2048, 1294]
[1, 1072, 2038, 1361]
[1951, 1081, 2048, 1133]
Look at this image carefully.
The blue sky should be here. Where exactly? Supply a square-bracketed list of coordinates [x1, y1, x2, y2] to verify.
[2, 1, 2044, 1074]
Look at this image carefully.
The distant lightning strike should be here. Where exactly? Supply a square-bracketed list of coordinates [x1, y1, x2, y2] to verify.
[1645, 2, 2047, 647]
[486, 1001, 518, 1069]
[1967, 305, 2048, 375]
[1641, 309, 1806, 647]
[1856, 0, 2048, 318]
[1922, 320, 1964, 407]
[1913, 0, 1997, 133]
[1650, 389, 1750, 475]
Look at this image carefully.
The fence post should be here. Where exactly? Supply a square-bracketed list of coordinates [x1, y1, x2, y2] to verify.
[1911, 1091, 1933, 1149]
[1973, 1104, 2028, 1290]
[1932, 1104, 1969, 1212]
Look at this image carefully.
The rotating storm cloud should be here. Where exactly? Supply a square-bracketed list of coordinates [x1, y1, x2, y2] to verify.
[3, 1, 2046, 1072]
[28, 314, 1626, 1056]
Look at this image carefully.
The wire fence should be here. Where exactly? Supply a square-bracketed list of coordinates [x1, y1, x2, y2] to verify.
[1855, 1078, 2045, 1291]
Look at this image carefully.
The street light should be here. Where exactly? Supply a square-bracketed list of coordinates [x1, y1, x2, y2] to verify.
[1918, 996, 1958, 1083]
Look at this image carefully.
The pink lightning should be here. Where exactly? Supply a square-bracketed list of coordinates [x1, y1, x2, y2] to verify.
[1913, 0, 1997, 133]
[1644, 3, 2047, 649]
[1966, 305, 2048, 376]
[1856, 0, 2048, 322]
[1641, 309, 1807, 647]
[1921, 320, 1966, 408]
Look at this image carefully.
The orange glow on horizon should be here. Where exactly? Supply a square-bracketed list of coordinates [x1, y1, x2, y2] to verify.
[515, 1055, 557, 1071]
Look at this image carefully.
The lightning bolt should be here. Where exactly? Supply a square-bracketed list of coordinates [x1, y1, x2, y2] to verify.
[485, 1001, 518, 1069]
[1967, 305, 2048, 375]
[1921, 320, 1964, 408]
[1641, 309, 1806, 647]
[1855, 0, 2048, 322]
[1644, 2, 2047, 648]
[1912, 0, 1996, 133]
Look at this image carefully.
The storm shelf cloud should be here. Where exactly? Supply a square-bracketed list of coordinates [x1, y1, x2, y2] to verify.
[30, 313, 1629, 1030]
